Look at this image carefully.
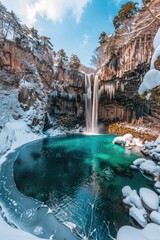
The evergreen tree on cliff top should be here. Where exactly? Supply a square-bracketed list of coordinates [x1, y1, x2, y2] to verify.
[69, 54, 81, 70]
[113, 1, 140, 29]
[57, 49, 68, 67]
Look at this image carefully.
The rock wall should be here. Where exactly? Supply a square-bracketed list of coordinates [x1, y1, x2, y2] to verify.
[98, 0, 160, 126]
[52, 67, 85, 119]
[99, 63, 149, 123]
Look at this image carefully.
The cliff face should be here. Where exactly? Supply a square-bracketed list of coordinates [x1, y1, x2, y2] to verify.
[51, 67, 85, 127]
[0, 40, 85, 133]
[98, 0, 160, 126]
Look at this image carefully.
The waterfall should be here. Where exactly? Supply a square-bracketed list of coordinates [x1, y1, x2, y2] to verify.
[84, 74, 99, 133]
[91, 75, 99, 133]
[85, 74, 92, 132]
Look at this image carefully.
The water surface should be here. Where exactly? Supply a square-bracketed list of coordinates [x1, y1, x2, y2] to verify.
[14, 134, 152, 239]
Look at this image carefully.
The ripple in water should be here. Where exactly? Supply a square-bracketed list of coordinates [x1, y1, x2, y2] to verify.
[14, 134, 152, 239]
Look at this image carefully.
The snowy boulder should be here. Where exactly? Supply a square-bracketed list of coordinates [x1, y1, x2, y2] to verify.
[150, 211, 160, 225]
[139, 162, 157, 175]
[144, 141, 157, 149]
[155, 181, 160, 189]
[140, 188, 159, 211]
[129, 206, 147, 228]
[117, 223, 160, 240]
[113, 136, 126, 145]
[113, 134, 133, 145]
[123, 188, 143, 209]
[154, 145, 160, 153]
[122, 186, 132, 197]
[154, 181, 160, 193]
[129, 190, 143, 209]
[133, 158, 147, 166]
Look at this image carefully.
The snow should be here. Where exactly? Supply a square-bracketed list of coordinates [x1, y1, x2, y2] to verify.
[129, 206, 147, 227]
[0, 118, 42, 165]
[139, 188, 159, 211]
[133, 158, 146, 166]
[113, 134, 143, 147]
[139, 162, 158, 175]
[123, 188, 143, 210]
[0, 217, 47, 240]
[113, 134, 133, 145]
[142, 136, 160, 161]
[122, 186, 132, 197]
[138, 69, 160, 94]
[138, 27, 160, 96]
[150, 211, 160, 225]
[153, 28, 160, 50]
[117, 223, 160, 240]
[151, 45, 160, 69]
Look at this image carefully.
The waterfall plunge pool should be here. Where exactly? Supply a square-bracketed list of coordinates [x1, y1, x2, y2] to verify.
[1, 134, 153, 240]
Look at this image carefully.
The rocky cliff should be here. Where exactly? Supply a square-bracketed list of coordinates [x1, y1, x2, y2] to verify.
[98, 0, 160, 128]
[0, 37, 85, 137]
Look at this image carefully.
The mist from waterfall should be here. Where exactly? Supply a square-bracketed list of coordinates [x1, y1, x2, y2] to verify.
[84, 74, 99, 133]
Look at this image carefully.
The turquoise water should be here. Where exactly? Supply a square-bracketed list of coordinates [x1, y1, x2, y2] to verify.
[13, 134, 152, 239]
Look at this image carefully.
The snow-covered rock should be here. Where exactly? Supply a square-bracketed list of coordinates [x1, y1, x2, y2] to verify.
[139, 188, 159, 211]
[113, 134, 143, 148]
[150, 211, 160, 225]
[117, 223, 160, 240]
[139, 162, 157, 175]
[122, 186, 132, 197]
[122, 188, 143, 210]
[129, 206, 147, 228]
[133, 158, 146, 166]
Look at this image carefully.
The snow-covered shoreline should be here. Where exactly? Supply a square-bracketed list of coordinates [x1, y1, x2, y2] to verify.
[0, 118, 79, 240]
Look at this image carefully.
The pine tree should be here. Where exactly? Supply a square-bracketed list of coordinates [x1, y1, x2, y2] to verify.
[99, 32, 108, 45]
[69, 54, 81, 70]
[113, 1, 140, 30]
[57, 49, 68, 67]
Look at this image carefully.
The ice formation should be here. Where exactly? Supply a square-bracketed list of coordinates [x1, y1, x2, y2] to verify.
[138, 27, 160, 96]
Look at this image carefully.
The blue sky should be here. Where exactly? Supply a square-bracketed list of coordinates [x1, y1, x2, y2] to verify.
[2, 0, 141, 66]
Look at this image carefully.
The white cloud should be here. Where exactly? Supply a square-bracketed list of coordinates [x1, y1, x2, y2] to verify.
[1, 0, 91, 27]
[80, 34, 89, 49]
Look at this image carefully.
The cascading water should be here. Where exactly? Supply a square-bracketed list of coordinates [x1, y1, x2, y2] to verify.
[84, 73, 99, 133]
[91, 74, 99, 133]
[85, 74, 92, 132]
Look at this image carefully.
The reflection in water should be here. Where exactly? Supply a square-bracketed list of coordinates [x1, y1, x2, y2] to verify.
[14, 134, 152, 240]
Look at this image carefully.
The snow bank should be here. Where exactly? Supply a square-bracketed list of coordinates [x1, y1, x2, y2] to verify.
[0, 217, 46, 240]
[117, 223, 160, 240]
[0, 118, 42, 165]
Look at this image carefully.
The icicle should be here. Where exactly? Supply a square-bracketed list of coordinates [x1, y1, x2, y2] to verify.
[121, 83, 125, 92]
